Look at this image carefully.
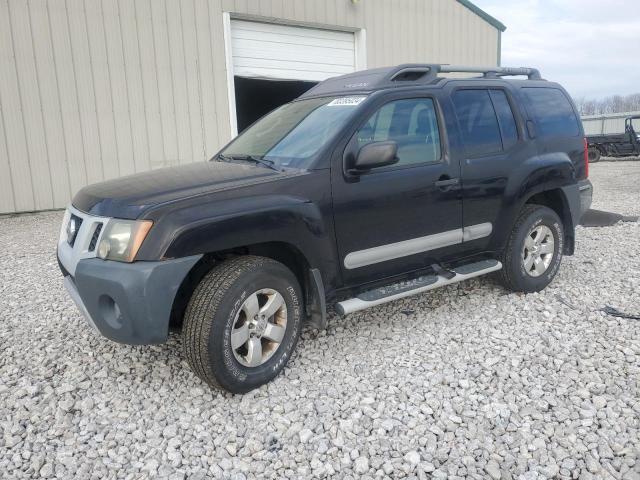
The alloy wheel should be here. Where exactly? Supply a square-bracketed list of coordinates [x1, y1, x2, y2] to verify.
[522, 225, 555, 277]
[230, 288, 287, 367]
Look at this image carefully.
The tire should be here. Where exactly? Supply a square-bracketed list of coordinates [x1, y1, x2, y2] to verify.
[182, 256, 303, 393]
[588, 147, 601, 163]
[498, 204, 564, 293]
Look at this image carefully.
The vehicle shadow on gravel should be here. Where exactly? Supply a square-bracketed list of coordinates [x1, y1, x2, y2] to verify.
[132, 275, 507, 395]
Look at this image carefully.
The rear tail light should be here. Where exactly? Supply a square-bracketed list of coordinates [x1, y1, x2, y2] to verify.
[583, 137, 589, 179]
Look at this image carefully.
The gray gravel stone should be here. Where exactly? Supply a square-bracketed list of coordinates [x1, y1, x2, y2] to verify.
[1, 162, 639, 479]
[354, 456, 369, 474]
[298, 428, 313, 444]
[404, 450, 420, 465]
[486, 460, 502, 479]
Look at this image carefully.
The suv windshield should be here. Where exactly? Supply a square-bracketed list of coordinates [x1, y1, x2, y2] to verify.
[219, 96, 367, 169]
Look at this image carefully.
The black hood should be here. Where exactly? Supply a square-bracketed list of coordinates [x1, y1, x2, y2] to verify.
[73, 161, 285, 218]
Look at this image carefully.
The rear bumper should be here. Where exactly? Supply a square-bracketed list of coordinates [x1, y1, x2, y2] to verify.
[578, 179, 593, 220]
[60, 255, 201, 345]
[559, 179, 592, 255]
[560, 179, 593, 227]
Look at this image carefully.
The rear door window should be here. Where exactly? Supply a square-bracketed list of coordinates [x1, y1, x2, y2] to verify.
[522, 87, 580, 138]
[452, 89, 503, 157]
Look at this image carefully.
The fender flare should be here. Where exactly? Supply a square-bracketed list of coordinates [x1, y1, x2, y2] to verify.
[489, 155, 579, 255]
[136, 194, 341, 306]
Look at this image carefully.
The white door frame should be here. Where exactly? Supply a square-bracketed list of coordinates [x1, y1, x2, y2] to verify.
[222, 12, 239, 138]
[222, 12, 367, 139]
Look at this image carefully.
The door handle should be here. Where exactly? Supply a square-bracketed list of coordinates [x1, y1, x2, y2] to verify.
[434, 177, 460, 188]
[526, 120, 537, 139]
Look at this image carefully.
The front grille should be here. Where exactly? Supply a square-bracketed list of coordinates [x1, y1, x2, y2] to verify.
[88, 223, 103, 252]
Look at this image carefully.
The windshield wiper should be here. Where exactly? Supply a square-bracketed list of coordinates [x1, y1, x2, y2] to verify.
[218, 153, 280, 172]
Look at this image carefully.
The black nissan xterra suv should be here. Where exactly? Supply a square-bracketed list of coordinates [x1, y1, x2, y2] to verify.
[58, 64, 593, 393]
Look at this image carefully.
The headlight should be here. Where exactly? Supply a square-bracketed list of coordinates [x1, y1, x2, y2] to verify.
[97, 219, 153, 262]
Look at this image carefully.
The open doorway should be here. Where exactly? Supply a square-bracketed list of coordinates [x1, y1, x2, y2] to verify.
[234, 77, 317, 133]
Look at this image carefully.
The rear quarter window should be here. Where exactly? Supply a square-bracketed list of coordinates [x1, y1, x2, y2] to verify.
[489, 90, 518, 150]
[522, 87, 580, 138]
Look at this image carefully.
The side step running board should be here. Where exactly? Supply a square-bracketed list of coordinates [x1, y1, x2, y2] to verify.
[335, 259, 502, 316]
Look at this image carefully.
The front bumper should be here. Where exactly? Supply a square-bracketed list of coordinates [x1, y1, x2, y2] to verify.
[60, 255, 201, 345]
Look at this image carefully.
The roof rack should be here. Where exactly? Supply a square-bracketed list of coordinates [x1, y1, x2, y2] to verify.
[438, 65, 542, 80]
[384, 64, 542, 83]
[300, 64, 543, 99]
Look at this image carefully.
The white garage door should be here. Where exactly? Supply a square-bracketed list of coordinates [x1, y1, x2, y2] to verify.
[230, 20, 356, 82]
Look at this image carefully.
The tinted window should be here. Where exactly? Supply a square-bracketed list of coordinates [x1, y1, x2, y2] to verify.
[490, 90, 518, 150]
[453, 90, 502, 156]
[356, 98, 441, 166]
[523, 88, 580, 138]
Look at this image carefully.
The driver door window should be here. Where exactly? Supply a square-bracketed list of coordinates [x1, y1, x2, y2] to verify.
[356, 98, 442, 167]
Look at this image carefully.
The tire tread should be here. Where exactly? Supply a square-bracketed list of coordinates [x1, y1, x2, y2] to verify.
[182, 255, 279, 390]
[498, 204, 551, 292]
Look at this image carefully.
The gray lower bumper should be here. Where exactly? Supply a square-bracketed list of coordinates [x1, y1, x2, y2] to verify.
[578, 179, 593, 219]
[62, 255, 202, 345]
[64, 276, 99, 333]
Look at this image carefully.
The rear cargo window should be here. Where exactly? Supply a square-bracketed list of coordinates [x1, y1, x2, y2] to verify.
[453, 89, 503, 157]
[522, 87, 580, 138]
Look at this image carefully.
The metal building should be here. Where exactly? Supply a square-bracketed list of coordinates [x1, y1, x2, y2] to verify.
[0, 0, 505, 214]
[581, 111, 640, 135]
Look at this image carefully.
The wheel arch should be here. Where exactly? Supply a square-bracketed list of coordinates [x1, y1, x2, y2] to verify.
[524, 188, 575, 255]
[169, 241, 326, 330]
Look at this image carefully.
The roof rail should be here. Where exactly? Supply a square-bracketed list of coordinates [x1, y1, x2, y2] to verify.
[383, 64, 543, 82]
[438, 65, 542, 80]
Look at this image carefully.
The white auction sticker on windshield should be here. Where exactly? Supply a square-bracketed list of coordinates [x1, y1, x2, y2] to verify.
[327, 96, 367, 107]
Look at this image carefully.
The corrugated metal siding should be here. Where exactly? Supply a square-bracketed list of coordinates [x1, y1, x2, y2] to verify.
[582, 111, 640, 136]
[0, 0, 500, 214]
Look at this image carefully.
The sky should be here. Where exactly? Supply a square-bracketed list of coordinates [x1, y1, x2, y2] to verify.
[472, 0, 640, 100]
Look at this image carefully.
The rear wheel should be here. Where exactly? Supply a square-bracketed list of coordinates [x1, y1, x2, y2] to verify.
[499, 204, 564, 293]
[588, 147, 601, 163]
[182, 256, 303, 393]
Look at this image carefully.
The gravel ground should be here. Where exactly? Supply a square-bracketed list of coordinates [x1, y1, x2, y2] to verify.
[1, 162, 639, 480]
[601, 156, 640, 164]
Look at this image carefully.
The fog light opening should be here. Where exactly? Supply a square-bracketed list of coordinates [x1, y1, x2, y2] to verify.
[98, 295, 123, 329]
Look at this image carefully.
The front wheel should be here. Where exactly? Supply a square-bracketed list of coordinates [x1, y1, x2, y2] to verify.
[499, 204, 564, 293]
[182, 256, 303, 393]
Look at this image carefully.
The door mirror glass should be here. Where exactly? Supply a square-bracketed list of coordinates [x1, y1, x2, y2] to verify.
[353, 141, 399, 172]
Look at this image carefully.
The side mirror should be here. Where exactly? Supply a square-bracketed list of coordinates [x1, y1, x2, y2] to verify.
[351, 141, 399, 173]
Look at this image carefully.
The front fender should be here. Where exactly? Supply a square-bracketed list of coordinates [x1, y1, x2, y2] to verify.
[136, 193, 340, 290]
